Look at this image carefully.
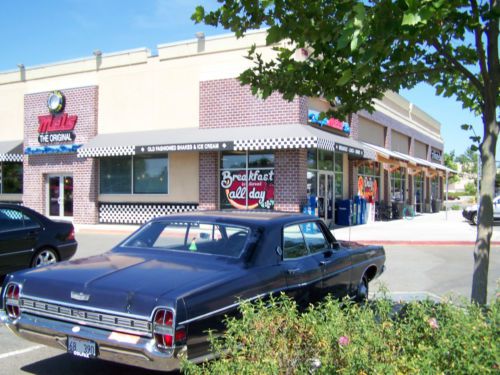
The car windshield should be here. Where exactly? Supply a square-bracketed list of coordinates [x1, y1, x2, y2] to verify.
[122, 220, 250, 258]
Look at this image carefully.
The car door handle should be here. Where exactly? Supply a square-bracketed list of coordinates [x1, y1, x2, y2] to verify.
[287, 268, 301, 275]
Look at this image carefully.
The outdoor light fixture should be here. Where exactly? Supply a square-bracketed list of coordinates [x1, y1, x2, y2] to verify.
[93, 49, 102, 57]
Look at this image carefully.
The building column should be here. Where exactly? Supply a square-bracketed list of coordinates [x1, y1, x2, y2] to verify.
[274, 149, 307, 212]
[199, 152, 219, 210]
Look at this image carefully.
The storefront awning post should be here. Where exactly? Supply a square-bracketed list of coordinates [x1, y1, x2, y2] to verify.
[445, 169, 449, 220]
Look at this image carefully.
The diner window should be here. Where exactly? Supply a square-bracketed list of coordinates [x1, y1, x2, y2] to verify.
[391, 167, 406, 202]
[0, 162, 23, 194]
[99, 155, 168, 194]
[220, 151, 274, 210]
[357, 162, 380, 202]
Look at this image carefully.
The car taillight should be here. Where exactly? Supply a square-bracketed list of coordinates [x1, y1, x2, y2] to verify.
[5, 283, 21, 319]
[67, 228, 75, 241]
[153, 308, 186, 350]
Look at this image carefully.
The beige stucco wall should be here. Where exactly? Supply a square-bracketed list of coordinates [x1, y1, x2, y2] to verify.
[98, 152, 199, 203]
[0, 83, 25, 141]
[415, 141, 428, 159]
[358, 117, 385, 146]
[391, 130, 410, 154]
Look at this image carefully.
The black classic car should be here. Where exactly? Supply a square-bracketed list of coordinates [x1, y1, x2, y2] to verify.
[1, 211, 384, 371]
[0, 203, 77, 278]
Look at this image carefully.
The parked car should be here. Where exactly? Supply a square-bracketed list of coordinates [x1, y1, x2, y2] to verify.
[1, 211, 385, 371]
[0, 203, 77, 278]
[462, 196, 500, 225]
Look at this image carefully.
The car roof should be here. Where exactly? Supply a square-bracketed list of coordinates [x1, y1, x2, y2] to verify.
[151, 210, 316, 227]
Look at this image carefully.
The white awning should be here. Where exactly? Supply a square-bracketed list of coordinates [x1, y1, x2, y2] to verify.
[77, 124, 376, 160]
[0, 140, 23, 162]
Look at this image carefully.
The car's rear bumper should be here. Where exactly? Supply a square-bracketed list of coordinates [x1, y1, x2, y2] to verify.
[1, 311, 185, 371]
[57, 242, 78, 261]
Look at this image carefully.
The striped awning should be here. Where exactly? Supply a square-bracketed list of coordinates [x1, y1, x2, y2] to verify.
[77, 125, 376, 160]
[0, 140, 23, 162]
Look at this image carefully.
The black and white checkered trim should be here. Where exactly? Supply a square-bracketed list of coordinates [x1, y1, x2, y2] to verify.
[0, 153, 23, 162]
[317, 138, 336, 152]
[78, 146, 136, 158]
[99, 203, 198, 224]
[234, 137, 317, 151]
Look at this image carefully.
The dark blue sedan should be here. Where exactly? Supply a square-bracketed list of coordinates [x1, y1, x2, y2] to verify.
[1, 211, 384, 371]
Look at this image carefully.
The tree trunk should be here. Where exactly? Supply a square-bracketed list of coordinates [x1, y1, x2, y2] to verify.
[471, 106, 498, 305]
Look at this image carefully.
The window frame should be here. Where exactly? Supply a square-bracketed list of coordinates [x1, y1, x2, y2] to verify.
[281, 220, 334, 260]
[99, 154, 169, 195]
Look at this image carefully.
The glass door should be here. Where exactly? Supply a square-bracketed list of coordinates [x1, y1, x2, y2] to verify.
[318, 172, 334, 226]
[48, 175, 73, 218]
[414, 173, 423, 213]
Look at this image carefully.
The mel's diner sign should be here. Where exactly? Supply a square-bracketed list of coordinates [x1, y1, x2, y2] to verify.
[38, 91, 78, 144]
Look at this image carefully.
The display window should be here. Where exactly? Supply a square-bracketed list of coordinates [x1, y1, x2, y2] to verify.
[0, 162, 23, 194]
[390, 167, 406, 202]
[220, 151, 275, 210]
[357, 162, 380, 202]
[99, 155, 168, 194]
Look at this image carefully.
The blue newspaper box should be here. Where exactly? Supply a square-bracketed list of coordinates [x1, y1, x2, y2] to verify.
[335, 199, 352, 226]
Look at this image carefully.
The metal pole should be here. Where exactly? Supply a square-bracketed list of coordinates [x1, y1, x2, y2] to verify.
[445, 169, 449, 220]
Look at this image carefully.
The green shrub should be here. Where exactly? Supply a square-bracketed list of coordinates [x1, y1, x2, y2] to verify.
[465, 182, 477, 196]
[182, 294, 499, 374]
[451, 204, 462, 210]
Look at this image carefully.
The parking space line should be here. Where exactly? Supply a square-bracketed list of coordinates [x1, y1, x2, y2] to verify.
[0, 345, 44, 359]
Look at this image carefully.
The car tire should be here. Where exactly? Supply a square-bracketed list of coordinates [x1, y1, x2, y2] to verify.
[471, 212, 478, 225]
[355, 275, 369, 303]
[31, 248, 59, 268]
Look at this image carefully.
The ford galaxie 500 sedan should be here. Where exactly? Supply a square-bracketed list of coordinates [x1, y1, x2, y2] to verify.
[1, 211, 385, 371]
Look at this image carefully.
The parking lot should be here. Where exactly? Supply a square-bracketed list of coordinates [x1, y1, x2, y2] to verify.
[0, 218, 499, 374]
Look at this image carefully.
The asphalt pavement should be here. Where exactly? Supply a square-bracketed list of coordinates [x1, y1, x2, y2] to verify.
[1, 210, 499, 374]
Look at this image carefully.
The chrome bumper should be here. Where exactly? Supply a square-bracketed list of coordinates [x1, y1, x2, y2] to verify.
[2, 312, 186, 371]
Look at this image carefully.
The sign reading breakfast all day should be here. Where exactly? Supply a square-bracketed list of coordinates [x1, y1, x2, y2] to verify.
[220, 169, 275, 210]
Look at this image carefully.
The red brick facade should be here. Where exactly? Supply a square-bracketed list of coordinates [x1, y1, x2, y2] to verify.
[23, 86, 99, 224]
[274, 149, 307, 212]
[199, 151, 219, 210]
[199, 78, 308, 129]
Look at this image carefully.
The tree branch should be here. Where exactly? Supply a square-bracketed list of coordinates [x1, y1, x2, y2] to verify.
[431, 39, 484, 93]
[470, 0, 489, 86]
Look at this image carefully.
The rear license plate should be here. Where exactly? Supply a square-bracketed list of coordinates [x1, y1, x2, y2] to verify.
[67, 336, 97, 358]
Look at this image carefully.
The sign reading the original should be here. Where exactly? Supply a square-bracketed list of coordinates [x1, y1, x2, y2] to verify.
[38, 91, 78, 144]
[220, 169, 275, 210]
[431, 148, 442, 162]
[135, 141, 235, 154]
[334, 143, 364, 157]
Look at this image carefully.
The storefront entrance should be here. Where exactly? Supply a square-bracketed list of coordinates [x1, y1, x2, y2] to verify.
[318, 172, 334, 225]
[47, 175, 73, 218]
[414, 173, 424, 213]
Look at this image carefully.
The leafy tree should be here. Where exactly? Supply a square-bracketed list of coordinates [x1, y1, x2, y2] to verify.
[444, 151, 460, 185]
[465, 181, 478, 195]
[456, 146, 479, 175]
[193, 0, 499, 304]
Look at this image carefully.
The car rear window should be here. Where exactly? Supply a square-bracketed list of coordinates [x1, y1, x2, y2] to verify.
[122, 221, 250, 258]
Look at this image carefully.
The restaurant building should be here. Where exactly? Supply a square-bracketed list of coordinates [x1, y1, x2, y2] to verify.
[0, 30, 450, 225]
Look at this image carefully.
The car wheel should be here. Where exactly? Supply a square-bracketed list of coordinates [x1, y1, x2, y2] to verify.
[471, 212, 478, 225]
[355, 275, 369, 303]
[31, 248, 58, 268]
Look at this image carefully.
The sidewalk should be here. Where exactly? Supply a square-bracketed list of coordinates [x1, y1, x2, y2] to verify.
[333, 210, 500, 245]
[74, 210, 500, 246]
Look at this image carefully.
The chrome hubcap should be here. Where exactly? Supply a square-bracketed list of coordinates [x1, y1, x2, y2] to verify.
[35, 250, 57, 267]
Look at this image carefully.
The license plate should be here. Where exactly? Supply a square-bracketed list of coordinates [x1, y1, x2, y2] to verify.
[67, 336, 97, 358]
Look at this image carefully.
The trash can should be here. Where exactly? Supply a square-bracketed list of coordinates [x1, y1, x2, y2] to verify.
[392, 202, 403, 219]
[336, 199, 352, 226]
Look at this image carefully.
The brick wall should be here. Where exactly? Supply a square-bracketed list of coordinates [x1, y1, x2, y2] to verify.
[274, 149, 307, 212]
[198, 151, 219, 210]
[199, 78, 308, 129]
[349, 113, 360, 141]
[23, 86, 98, 224]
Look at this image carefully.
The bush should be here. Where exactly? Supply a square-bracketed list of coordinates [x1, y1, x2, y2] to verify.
[451, 204, 462, 210]
[464, 182, 477, 196]
[182, 294, 499, 374]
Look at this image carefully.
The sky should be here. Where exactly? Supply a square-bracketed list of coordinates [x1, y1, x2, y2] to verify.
[0, 0, 489, 157]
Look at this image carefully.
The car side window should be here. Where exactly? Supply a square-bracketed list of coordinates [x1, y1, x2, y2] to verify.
[283, 225, 308, 259]
[0, 208, 25, 232]
[299, 222, 329, 253]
